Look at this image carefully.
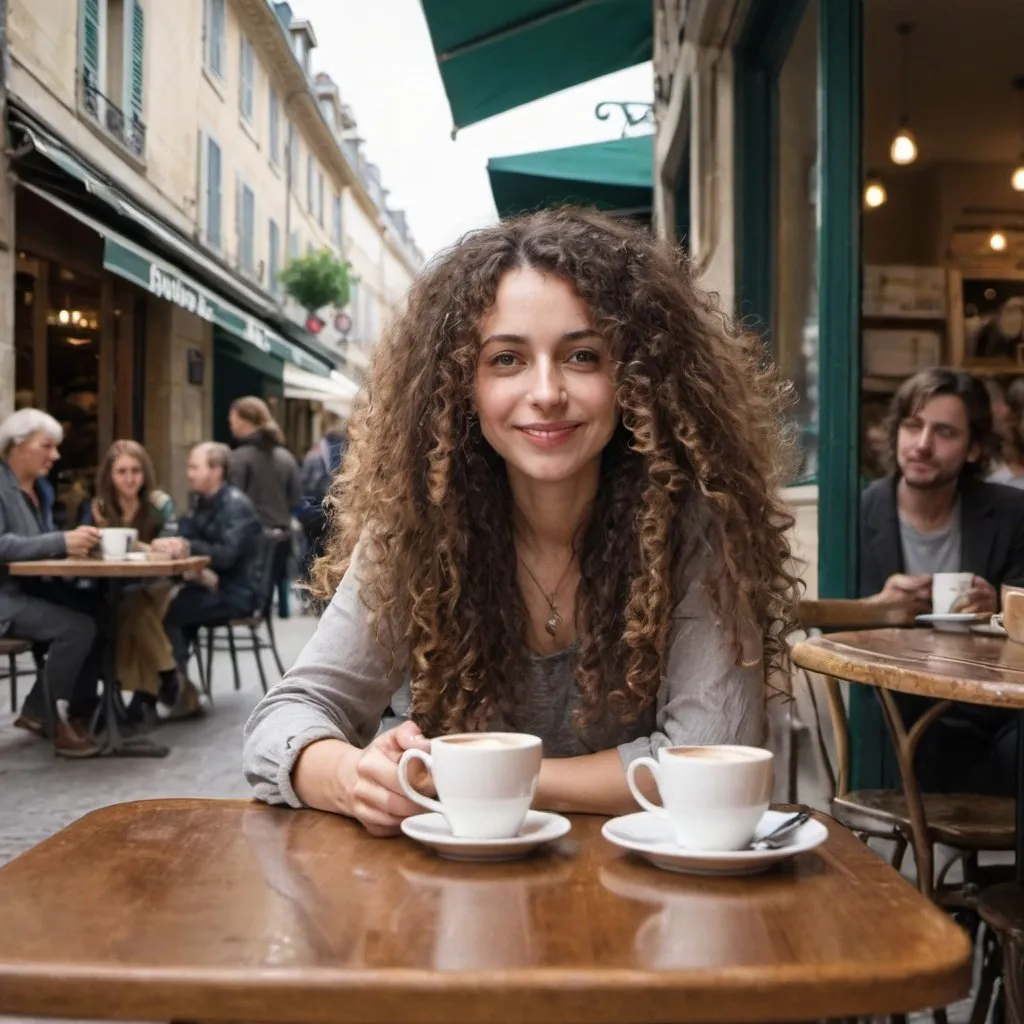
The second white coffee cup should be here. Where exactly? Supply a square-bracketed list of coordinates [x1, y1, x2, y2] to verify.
[398, 732, 542, 839]
[626, 744, 773, 851]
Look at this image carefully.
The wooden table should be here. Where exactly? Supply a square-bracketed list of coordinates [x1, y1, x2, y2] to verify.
[7, 556, 209, 756]
[792, 628, 1024, 1024]
[791, 628, 1024, 876]
[0, 799, 971, 1023]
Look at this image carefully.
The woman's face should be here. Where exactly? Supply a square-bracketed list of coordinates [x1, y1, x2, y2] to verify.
[474, 267, 618, 487]
[111, 454, 144, 502]
[10, 430, 60, 480]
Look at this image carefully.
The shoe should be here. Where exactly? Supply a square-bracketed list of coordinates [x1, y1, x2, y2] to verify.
[53, 719, 101, 759]
[13, 714, 46, 738]
[158, 678, 207, 722]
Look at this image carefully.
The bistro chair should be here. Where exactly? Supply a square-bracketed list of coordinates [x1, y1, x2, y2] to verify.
[1, 636, 34, 713]
[794, 599, 1016, 1024]
[191, 530, 292, 697]
[794, 600, 1015, 899]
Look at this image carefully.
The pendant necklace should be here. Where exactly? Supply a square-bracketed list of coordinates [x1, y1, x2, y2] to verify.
[518, 553, 576, 637]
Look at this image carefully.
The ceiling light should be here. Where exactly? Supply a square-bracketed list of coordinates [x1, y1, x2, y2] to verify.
[1013, 165, 1024, 192]
[889, 128, 918, 166]
[864, 174, 888, 209]
[58, 309, 70, 324]
[990, 231, 1008, 252]
[889, 24, 919, 166]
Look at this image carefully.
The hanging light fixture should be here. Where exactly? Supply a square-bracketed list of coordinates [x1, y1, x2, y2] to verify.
[889, 23, 919, 166]
[863, 172, 888, 209]
[990, 230, 1009, 252]
[1012, 77, 1024, 191]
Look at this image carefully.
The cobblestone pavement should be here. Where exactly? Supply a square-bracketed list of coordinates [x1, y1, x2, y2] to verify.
[0, 613, 317, 866]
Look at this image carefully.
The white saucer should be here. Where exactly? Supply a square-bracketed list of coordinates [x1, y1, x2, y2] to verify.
[601, 809, 829, 876]
[916, 612, 990, 634]
[401, 810, 571, 862]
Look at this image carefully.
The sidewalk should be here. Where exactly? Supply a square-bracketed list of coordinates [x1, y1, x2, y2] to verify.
[0, 613, 318, 865]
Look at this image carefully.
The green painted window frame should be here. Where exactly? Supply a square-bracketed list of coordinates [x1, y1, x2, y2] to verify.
[736, 0, 884, 786]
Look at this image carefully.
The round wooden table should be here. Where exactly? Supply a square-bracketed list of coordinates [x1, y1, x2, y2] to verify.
[7, 555, 210, 756]
[792, 627, 1024, 1024]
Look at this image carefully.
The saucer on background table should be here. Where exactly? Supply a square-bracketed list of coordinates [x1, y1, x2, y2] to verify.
[915, 612, 991, 634]
[970, 615, 1008, 638]
[601, 809, 828, 877]
[400, 810, 571, 862]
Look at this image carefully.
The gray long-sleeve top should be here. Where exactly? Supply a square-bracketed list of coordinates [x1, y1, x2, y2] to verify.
[243, 548, 766, 807]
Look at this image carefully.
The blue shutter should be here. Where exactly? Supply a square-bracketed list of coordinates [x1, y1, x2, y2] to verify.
[242, 186, 255, 272]
[128, 1, 145, 125]
[269, 220, 280, 291]
[81, 0, 101, 84]
[207, 137, 222, 249]
[269, 89, 279, 164]
[207, 0, 225, 77]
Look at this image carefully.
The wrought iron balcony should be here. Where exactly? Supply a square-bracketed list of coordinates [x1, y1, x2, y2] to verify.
[81, 70, 147, 160]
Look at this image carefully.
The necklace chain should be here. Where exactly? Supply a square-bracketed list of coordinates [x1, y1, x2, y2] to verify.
[518, 552, 576, 637]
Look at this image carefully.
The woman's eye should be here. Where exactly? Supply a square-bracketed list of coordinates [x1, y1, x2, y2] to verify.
[568, 349, 599, 364]
[491, 352, 519, 367]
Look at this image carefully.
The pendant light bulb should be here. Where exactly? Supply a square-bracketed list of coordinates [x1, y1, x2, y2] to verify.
[990, 230, 1008, 252]
[863, 174, 888, 209]
[890, 127, 918, 166]
[1013, 165, 1024, 192]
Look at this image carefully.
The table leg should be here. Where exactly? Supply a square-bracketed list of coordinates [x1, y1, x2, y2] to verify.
[1017, 708, 1023, 885]
[97, 579, 169, 759]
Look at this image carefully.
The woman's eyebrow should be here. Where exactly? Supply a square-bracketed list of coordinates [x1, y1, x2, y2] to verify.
[481, 328, 601, 345]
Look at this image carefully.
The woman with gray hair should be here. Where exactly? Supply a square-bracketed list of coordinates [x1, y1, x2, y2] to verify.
[0, 408, 103, 756]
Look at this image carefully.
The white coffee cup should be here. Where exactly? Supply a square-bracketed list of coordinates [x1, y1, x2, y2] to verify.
[932, 572, 974, 615]
[99, 527, 138, 560]
[626, 744, 774, 851]
[398, 732, 542, 839]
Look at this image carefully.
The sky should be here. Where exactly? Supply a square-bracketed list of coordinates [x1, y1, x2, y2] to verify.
[294, 0, 654, 260]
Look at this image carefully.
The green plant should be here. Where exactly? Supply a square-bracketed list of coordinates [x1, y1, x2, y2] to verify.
[280, 248, 352, 312]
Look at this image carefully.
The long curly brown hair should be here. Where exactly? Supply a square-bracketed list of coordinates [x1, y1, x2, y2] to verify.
[313, 208, 800, 737]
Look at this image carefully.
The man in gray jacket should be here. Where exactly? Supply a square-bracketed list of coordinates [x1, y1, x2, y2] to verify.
[0, 409, 103, 756]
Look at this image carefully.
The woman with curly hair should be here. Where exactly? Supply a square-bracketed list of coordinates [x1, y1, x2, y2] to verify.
[244, 208, 799, 834]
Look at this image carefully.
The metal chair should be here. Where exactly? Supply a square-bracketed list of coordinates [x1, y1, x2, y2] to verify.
[193, 530, 292, 696]
[1, 637, 34, 713]
[795, 599, 1015, 1024]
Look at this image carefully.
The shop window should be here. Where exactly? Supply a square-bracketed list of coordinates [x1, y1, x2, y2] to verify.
[204, 0, 225, 79]
[239, 34, 255, 125]
[773, 1, 820, 480]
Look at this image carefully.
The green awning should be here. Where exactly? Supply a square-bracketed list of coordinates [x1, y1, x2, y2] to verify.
[23, 183, 334, 377]
[488, 134, 653, 218]
[422, 0, 652, 129]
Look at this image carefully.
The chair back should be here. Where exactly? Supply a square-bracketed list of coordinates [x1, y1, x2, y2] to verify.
[794, 599, 913, 799]
[255, 529, 292, 620]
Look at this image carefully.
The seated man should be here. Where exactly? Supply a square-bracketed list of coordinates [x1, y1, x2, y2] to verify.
[0, 408, 103, 756]
[161, 442, 263, 717]
[861, 367, 1024, 796]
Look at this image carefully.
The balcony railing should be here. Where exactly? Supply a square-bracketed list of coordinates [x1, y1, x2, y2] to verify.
[82, 70, 147, 160]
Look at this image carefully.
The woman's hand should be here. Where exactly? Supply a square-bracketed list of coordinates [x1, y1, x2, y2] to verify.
[954, 576, 997, 615]
[340, 721, 433, 837]
[64, 525, 101, 558]
[151, 537, 189, 558]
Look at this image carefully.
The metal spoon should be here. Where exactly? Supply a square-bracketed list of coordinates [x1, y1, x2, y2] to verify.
[749, 812, 810, 850]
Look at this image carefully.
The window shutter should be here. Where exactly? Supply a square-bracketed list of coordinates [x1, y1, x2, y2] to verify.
[128, 1, 145, 124]
[208, 138, 222, 249]
[81, 0, 101, 84]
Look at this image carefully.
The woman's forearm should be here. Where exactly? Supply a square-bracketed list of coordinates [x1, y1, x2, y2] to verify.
[291, 738, 361, 816]
[534, 748, 649, 816]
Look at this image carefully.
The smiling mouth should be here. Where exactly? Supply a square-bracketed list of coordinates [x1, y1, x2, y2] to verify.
[515, 423, 581, 446]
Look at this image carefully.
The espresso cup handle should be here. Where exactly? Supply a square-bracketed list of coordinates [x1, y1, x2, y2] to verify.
[626, 756, 666, 815]
[397, 748, 444, 815]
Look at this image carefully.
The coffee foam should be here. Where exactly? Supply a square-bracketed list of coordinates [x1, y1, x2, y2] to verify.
[666, 746, 764, 762]
[439, 734, 530, 749]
